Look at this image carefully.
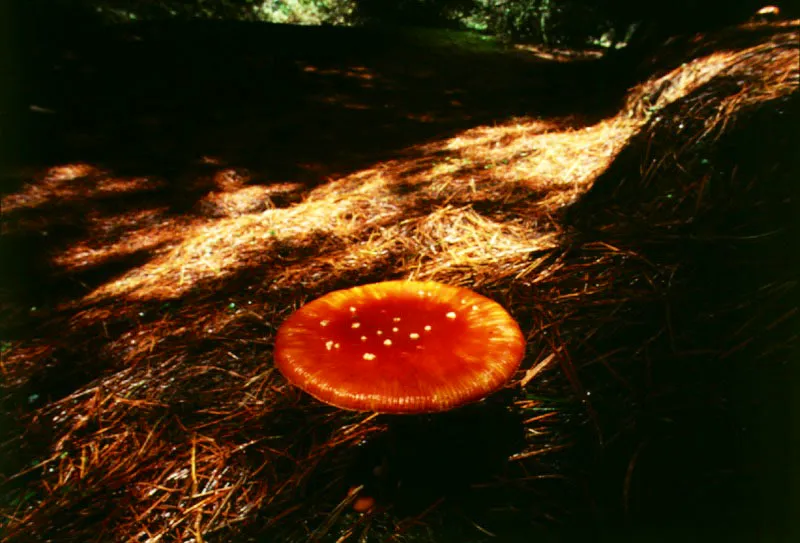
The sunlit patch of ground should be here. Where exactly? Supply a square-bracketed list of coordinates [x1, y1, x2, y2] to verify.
[49, 208, 193, 273]
[72, 113, 633, 305]
[513, 44, 605, 61]
[0, 20, 797, 543]
[1, 165, 161, 214]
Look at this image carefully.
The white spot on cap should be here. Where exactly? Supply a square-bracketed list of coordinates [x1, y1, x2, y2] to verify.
[376, 330, 383, 335]
[383, 339, 392, 346]
[393, 317, 401, 322]
[334, 343, 340, 349]
[320, 320, 330, 327]
[351, 322, 361, 329]
[349, 306, 357, 313]
[472, 305, 479, 311]
[325, 340, 334, 350]
[417, 290, 425, 296]
[409, 333, 420, 340]
[363, 353, 376, 360]
[360, 336, 367, 342]
[424, 325, 432, 331]
[446, 312, 456, 319]
[392, 327, 399, 333]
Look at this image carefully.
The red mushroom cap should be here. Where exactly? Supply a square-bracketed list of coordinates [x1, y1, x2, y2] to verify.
[274, 280, 525, 414]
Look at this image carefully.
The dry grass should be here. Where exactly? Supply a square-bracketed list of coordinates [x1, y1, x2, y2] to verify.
[1, 20, 797, 543]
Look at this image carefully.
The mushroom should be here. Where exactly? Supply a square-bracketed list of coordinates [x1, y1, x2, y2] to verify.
[348, 485, 376, 513]
[274, 280, 525, 414]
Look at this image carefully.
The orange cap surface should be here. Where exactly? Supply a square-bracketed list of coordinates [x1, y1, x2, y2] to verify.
[274, 281, 525, 414]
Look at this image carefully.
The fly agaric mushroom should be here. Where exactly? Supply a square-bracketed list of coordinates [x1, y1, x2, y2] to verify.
[274, 280, 525, 414]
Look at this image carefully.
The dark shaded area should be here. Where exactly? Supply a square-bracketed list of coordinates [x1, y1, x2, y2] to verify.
[224, 395, 558, 542]
[9, 22, 576, 172]
[345, 397, 527, 513]
[597, 0, 795, 53]
[560, 81, 799, 540]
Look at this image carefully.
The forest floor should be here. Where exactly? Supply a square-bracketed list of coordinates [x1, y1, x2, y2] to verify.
[1, 19, 798, 543]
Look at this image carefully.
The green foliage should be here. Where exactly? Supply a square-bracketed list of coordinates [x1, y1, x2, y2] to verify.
[345, 1, 613, 46]
[253, 1, 356, 26]
[87, 0, 263, 22]
[477, 0, 620, 46]
[19, 0, 763, 57]
[29, 0, 353, 25]
[348, 0, 478, 28]
[17, 0, 620, 46]
[475, 0, 546, 42]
